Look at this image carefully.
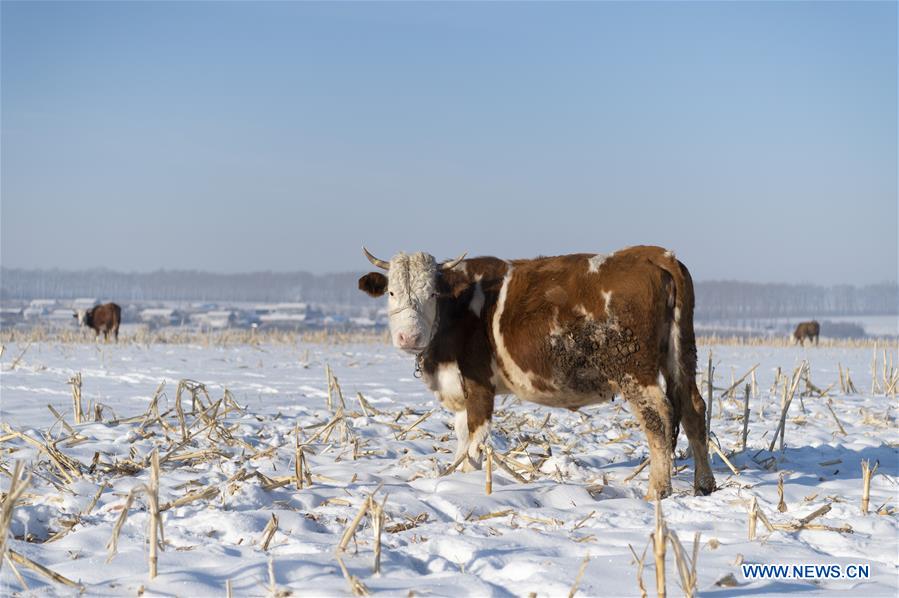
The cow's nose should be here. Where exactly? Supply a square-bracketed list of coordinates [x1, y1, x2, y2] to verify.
[397, 332, 421, 349]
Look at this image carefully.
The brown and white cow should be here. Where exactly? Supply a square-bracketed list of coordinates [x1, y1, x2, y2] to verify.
[359, 246, 715, 499]
[74, 302, 121, 342]
[793, 320, 820, 346]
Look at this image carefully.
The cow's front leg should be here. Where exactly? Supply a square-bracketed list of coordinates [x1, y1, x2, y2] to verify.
[453, 379, 495, 472]
[451, 409, 472, 469]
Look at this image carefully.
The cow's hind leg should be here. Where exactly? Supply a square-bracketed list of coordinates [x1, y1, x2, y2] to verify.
[680, 384, 716, 495]
[622, 380, 673, 499]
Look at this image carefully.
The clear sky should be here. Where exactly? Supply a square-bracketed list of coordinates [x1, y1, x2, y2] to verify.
[2, 1, 896, 285]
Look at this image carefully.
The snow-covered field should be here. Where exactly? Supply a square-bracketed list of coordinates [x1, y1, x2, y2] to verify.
[1, 339, 896, 597]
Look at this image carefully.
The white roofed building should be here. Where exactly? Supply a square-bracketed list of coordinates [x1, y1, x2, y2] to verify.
[24, 300, 56, 320]
[190, 310, 237, 329]
[71, 298, 99, 310]
[140, 308, 181, 327]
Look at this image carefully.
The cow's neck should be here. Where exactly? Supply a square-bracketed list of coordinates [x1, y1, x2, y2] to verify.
[418, 269, 496, 375]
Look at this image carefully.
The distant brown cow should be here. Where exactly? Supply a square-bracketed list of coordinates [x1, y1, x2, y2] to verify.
[793, 320, 820, 346]
[74, 302, 121, 342]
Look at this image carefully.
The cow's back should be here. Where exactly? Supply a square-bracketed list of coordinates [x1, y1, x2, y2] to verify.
[491, 246, 678, 406]
[93, 303, 121, 331]
[794, 320, 819, 341]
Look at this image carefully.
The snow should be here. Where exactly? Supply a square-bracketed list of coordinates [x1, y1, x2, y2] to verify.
[0, 339, 896, 596]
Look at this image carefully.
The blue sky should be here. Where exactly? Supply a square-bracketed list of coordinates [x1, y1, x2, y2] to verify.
[2, 1, 896, 284]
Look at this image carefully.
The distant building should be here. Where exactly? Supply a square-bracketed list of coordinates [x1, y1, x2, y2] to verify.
[139, 308, 181, 327]
[71, 298, 99, 310]
[47, 308, 78, 323]
[272, 302, 308, 312]
[350, 316, 378, 328]
[190, 310, 237, 329]
[259, 312, 306, 328]
[24, 299, 56, 320]
[28, 299, 57, 309]
[189, 302, 220, 313]
[255, 302, 314, 329]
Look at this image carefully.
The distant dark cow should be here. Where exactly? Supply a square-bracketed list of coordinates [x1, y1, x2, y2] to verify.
[793, 320, 820, 346]
[74, 302, 121, 342]
[359, 246, 715, 499]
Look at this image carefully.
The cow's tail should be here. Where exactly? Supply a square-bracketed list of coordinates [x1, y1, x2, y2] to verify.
[653, 253, 700, 452]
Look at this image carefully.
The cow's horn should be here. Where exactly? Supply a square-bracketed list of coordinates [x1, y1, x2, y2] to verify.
[362, 246, 390, 270]
[441, 252, 467, 270]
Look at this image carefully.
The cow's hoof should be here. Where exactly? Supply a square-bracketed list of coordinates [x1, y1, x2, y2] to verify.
[644, 485, 672, 501]
[694, 475, 716, 496]
[461, 456, 482, 473]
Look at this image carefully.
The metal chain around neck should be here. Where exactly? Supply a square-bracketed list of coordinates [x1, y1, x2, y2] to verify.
[404, 303, 440, 378]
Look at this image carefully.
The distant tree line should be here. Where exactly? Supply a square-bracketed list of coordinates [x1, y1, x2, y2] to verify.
[694, 281, 897, 320]
[0, 268, 362, 305]
[1, 268, 896, 318]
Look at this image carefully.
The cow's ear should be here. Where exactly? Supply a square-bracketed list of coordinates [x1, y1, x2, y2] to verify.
[358, 272, 388, 297]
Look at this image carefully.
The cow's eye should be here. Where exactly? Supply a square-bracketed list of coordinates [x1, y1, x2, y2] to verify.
[388, 292, 394, 297]
[430, 292, 437, 298]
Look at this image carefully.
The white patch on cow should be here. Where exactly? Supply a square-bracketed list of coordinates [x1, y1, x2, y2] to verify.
[437, 363, 464, 395]
[469, 280, 485, 317]
[453, 410, 469, 462]
[573, 304, 591, 318]
[602, 291, 613, 315]
[434, 362, 465, 411]
[491, 271, 560, 399]
[663, 249, 675, 259]
[489, 359, 511, 395]
[76, 310, 87, 325]
[452, 414, 489, 472]
[587, 253, 608, 273]
[467, 421, 489, 459]
[492, 271, 543, 396]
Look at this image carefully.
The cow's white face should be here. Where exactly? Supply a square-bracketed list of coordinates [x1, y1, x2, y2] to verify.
[75, 310, 87, 326]
[382, 252, 440, 353]
[359, 248, 466, 354]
